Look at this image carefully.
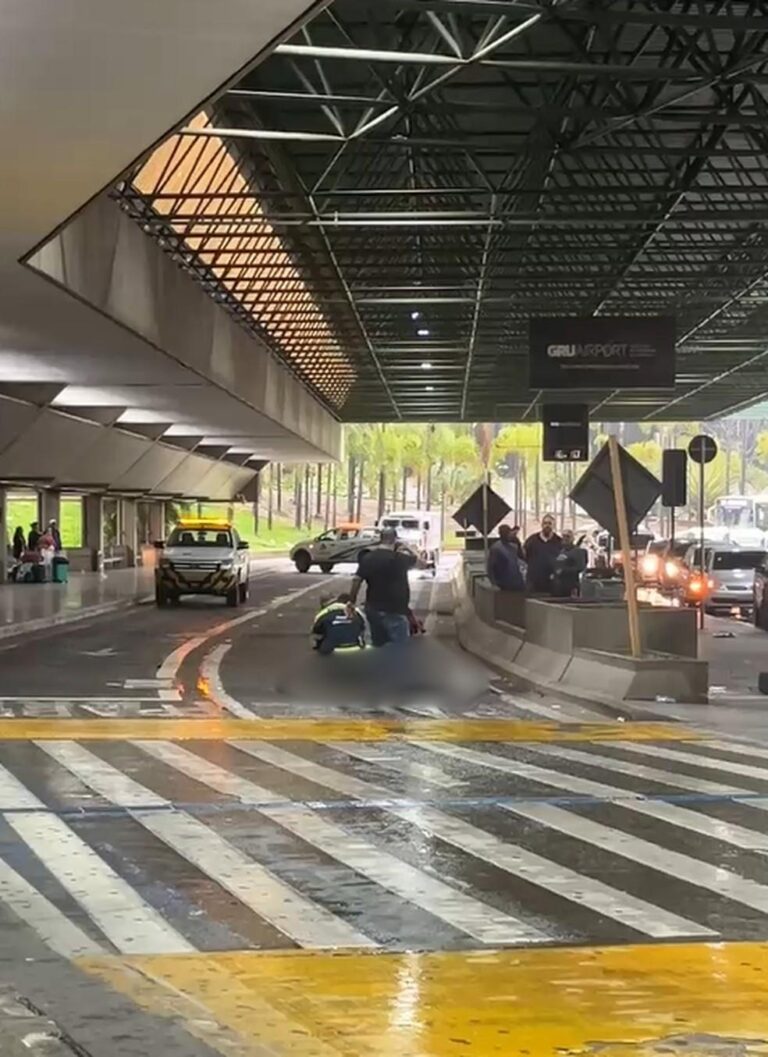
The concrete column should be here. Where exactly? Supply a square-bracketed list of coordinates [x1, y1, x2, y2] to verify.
[0, 486, 7, 583]
[121, 498, 137, 567]
[84, 494, 103, 572]
[40, 489, 61, 529]
[149, 500, 165, 542]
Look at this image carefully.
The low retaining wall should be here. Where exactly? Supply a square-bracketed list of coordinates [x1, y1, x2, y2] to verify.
[456, 560, 708, 705]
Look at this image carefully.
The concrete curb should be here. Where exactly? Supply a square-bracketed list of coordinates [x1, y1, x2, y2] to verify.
[0, 991, 77, 1056]
[0, 595, 153, 644]
[451, 578, 673, 723]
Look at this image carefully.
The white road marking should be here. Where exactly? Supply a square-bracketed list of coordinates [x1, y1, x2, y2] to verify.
[506, 799, 768, 919]
[199, 644, 253, 719]
[702, 739, 768, 762]
[134, 741, 535, 944]
[325, 742, 465, 789]
[519, 743, 768, 852]
[0, 764, 192, 955]
[40, 741, 373, 950]
[418, 739, 747, 794]
[155, 581, 323, 683]
[232, 741, 710, 939]
[613, 741, 768, 783]
[0, 858, 104, 957]
[124, 679, 175, 690]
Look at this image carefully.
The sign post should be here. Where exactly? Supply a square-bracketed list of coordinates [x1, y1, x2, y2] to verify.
[687, 434, 718, 630]
[607, 435, 642, 659]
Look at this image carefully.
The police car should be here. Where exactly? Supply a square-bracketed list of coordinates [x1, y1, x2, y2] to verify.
[290, 524, 380, 574]
[155, 518, 250, 606]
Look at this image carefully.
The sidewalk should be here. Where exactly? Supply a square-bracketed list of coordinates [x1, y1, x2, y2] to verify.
[0, 567, 154, 641]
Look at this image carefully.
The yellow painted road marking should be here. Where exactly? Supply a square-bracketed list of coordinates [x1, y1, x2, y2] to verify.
[80, 942, 768, 1057]
[0, 718, 697, 743]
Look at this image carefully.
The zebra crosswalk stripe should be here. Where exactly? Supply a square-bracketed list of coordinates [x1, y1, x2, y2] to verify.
[38, 741, 373, 951]
[325, 741, 465, 789]
[504, 799, 768, 917]
[231, 741, 713, 939]
[517, 742, 748, 796]
[0, 857, 104, 958]
[0, 762, 193, 955]
[613, 741, 768, 784]
[132, 740, 538, 944]
[517, 744, 768, 851]
[701, 739, 768, 762]
[8, 735, 768, 955]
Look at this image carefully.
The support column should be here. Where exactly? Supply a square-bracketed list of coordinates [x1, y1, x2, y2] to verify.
[40, 489, 61, 530]
[84, 495, 103, 572]
[0, 486, 7, 583]
[148, 500, 165, 542]
[121, 498, 138, 567]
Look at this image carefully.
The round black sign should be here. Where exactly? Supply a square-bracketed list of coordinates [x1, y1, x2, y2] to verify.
[688, 434, 718, 465]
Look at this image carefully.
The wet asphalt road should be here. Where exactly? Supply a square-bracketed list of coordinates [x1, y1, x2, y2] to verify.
[5, 559, 768, 1056]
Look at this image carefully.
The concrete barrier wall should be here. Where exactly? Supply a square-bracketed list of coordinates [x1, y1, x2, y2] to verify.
[454, 557, 708, 704]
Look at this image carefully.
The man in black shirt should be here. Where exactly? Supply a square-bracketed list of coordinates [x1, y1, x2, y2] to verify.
[524, 514, 562, 594]
[349, 527, 417, 646]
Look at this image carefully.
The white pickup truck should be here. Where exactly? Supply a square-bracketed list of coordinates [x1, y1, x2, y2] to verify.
[376, 510, 442, 574]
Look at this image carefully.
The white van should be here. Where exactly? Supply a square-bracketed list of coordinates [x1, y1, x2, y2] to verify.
[376, 510, 442, 574]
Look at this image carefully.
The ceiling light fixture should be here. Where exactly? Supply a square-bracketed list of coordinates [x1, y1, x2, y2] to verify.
[421, 361, 432, 370]
[425, 385, 434, 392]
[411, 310, 421, 320]
[417, 328, 430, 337]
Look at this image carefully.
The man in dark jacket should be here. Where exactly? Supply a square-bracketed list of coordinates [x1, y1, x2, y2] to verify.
[524, 515, 562, 594]
[551, 528, 588, 597]
[488, 525, 525, 591]
[27, 522, 41, 551]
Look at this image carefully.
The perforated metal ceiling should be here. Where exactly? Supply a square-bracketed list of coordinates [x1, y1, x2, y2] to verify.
[117, 0, 768, 423]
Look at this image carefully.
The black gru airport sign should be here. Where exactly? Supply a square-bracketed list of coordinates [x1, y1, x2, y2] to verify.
[529, 316, 676, 390]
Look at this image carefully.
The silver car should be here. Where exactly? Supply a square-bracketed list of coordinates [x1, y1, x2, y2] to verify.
[686, 543, 766, 613]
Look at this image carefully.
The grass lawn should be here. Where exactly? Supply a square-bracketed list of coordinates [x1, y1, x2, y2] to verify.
[6, 496, 83, 548]
[197, 506, 319, 552]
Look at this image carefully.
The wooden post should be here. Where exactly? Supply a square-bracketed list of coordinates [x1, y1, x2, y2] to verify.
[608, 435, 642, 659]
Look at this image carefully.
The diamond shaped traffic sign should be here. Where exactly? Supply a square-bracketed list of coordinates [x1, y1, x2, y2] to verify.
[570, 441, 661, 540]
[453, 484, 512, 534]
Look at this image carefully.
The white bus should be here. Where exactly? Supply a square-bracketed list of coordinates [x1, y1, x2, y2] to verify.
[711, 494, 768, 533]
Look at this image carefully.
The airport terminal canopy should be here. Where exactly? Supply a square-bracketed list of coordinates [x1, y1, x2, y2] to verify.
[117, 0, 768, 425]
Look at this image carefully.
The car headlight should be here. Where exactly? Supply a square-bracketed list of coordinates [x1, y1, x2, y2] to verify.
[664, 561, 679, 578]
[219, 559, 234, 569]
[641, 555, 659, 575]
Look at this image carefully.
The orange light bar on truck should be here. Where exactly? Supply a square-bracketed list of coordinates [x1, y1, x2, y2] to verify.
[177, 518, 231, 529]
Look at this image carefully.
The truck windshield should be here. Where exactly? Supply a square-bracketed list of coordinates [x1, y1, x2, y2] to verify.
[382, 518, 420, 530]
[168, 528, 233, 548]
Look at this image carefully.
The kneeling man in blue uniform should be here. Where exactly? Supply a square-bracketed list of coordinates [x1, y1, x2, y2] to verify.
[312, 594, 366, 655]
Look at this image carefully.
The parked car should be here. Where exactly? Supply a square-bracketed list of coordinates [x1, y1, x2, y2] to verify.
[639, 539, 689, 590]
[682, 543, 765, 615]
[290, 525, 380, 574]
[155, 518, 250, 607]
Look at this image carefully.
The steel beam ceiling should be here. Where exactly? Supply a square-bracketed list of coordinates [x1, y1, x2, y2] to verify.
[116, 0, 768, 422]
